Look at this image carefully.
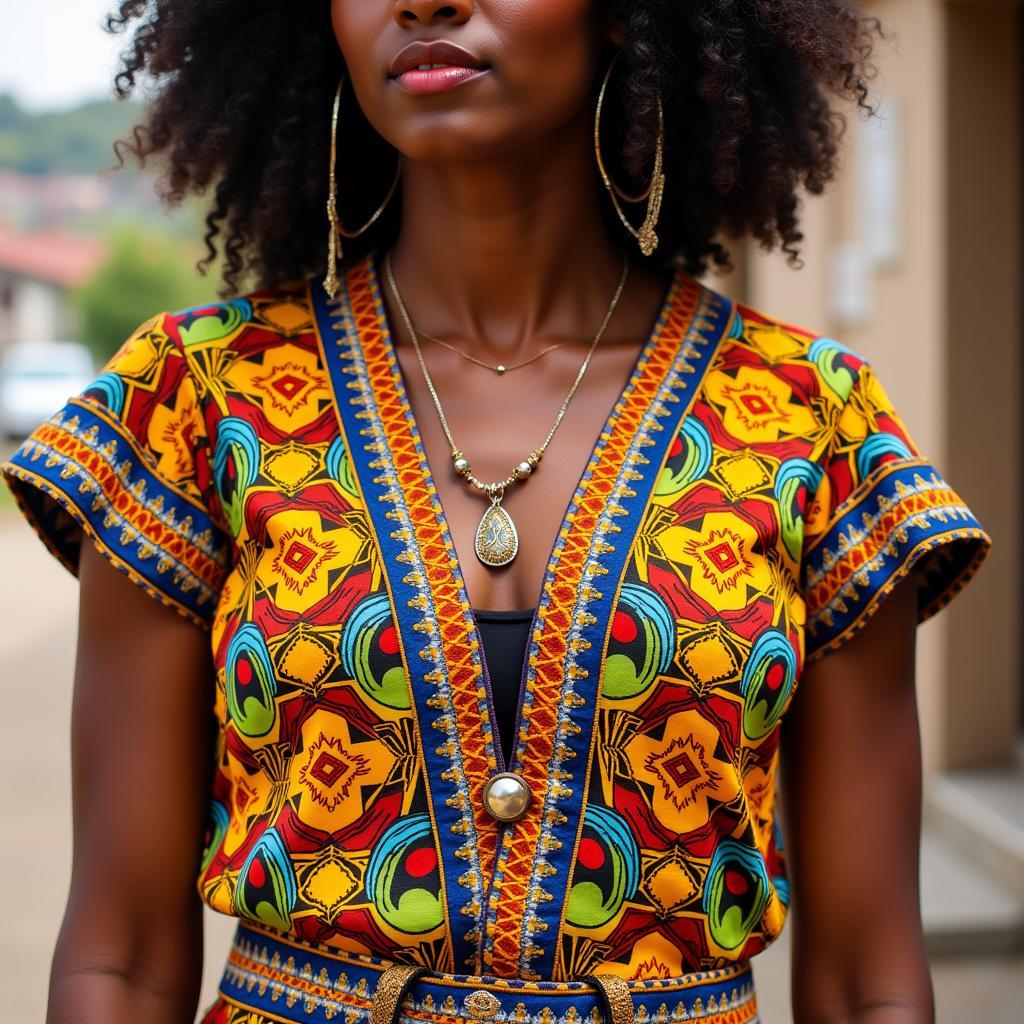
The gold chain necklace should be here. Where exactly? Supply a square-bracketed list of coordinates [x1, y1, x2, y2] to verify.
[415, 328, 579, 376]
[384, 249, 630, 567]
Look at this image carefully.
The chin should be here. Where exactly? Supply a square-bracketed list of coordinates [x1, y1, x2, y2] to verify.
[388, 119, 517, 165]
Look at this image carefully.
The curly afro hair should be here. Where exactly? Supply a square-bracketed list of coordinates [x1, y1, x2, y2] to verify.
[107, 1, 881, 294]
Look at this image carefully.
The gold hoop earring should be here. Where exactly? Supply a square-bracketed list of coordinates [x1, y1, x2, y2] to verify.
[593, 52, 665, 258]
[324, 75, 401, 298]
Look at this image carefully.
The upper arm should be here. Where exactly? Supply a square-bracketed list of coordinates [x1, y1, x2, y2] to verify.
[779, 353, 994, 1019]
[781, 573, 933, 1020]
[49, 541, 216, 1018]
[0, 313, 232, 1020]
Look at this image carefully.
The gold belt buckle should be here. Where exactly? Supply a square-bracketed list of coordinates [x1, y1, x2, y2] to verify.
[463, 990, 502, 1020]
[370, 964, 427, 1024]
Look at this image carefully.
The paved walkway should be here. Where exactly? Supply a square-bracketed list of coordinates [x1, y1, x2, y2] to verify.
[0, 515, 1019, 1020]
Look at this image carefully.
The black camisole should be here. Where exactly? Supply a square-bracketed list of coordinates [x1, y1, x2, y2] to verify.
[473, 608, 534, 763]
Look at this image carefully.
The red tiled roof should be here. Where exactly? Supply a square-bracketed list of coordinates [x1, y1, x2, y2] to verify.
[0, 224, 107, 288]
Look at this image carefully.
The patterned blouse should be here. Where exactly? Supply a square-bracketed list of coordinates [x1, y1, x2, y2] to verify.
[1, 253, 989, 983]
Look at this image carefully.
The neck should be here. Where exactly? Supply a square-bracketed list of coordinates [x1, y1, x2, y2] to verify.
[386, 108, 632, 358]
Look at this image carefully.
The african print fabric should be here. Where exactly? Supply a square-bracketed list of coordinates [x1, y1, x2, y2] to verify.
[199, 920, 757, 1024]
[1, 253, 990, 990]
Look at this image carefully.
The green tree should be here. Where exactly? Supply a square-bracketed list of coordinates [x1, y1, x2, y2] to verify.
[0, 93, 141, 176]
[74, 228, 213, 363]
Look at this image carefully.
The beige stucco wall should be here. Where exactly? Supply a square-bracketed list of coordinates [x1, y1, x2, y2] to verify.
[731, 0, 1020, 773]
[942, 0, 1021, 767]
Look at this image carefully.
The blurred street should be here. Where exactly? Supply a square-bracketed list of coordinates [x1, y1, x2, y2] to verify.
[0, 510, 1020, 1020]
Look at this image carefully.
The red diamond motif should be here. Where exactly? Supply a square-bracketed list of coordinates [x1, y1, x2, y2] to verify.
[705, 541, 739, 572]
[741, 393, 773, 416]
[283, 541, 316, 573]
[271, 373, 307, 400]
[310, 751, 348, 788]
[661, 749, 701, 789]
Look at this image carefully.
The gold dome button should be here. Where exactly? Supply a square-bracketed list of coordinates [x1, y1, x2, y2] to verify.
[482, 772, 531, 822]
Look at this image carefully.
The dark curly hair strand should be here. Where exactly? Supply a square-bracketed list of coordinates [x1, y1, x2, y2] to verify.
[106, 1, 881, 295]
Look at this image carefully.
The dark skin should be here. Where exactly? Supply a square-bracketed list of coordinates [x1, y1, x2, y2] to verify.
[50, 1, 932, 1021]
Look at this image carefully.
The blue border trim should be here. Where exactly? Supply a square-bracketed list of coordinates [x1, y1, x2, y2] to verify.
[311, 271, 483, 972]
[2, 398, 226, 622]
[803, 460, 989, 658]
[219, 922, 756, 1024]
[518, 286, 734, 978]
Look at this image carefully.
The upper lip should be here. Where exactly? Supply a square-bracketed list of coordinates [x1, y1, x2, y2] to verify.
[389, 40, 487, 78]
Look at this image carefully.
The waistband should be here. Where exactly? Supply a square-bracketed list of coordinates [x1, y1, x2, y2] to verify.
[214, 922, 758, 1024]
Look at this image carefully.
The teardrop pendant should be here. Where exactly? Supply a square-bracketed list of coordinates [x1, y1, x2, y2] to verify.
[474, 499, 519, 567]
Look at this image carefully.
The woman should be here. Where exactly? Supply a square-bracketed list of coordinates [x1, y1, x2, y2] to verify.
[1, 2, 990, 1022]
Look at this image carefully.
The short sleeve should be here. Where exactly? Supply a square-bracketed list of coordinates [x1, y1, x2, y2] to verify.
[801, 361, 991, 662]
[0, 313, 231, 627]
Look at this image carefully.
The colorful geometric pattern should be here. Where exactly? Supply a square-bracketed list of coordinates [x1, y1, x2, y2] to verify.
[1, 254, 990, 1001]
[2, 317, 230, 622]
[200, 921, 757, 1024]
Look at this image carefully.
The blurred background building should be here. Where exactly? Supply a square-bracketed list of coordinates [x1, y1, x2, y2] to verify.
[721, 0, 1024, 1000]
[0, 224, 106, 347]
[0, 0, 1020, 1020]
[737, 0, 1023, 766]
[720, 2, 1024, 991]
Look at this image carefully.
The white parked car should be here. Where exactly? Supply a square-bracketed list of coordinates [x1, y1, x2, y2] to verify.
[0, 341, 97, 439]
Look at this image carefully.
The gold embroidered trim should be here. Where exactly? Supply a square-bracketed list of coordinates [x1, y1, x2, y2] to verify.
[370, 964, 424, 1024]
[463, 990, 502, 1020]
[590, 974, 635, 1024]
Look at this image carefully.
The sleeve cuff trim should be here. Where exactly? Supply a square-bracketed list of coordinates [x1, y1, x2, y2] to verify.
[802, 459, 991, 660]
[9, 402, 227, 569]
[804, 526, 990, 663]
[803, 462, 975, 595]
[2, 464, 213, 629]
[803, 455, 934, 559]
[1, 403, 229, 620]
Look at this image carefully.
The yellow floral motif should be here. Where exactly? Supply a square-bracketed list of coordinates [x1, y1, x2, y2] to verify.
[259, 510, 363, 614]
[685, 527, 753, 594]
[704, 365, 817, 443]
[291, 710, 396, 832]
[628, 710, 739, 834]
[272, 526, 340, 594]
[147, 382, 203, 485]
[658, 511, 773, 612]
[233, 343, 328, 433]
[298, 732, 370, 812]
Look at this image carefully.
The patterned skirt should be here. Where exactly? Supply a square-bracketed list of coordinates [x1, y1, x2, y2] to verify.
[200, 922, 759, 1024]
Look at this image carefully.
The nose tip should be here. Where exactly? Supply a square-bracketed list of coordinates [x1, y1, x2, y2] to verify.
[393, 0, 472, 26]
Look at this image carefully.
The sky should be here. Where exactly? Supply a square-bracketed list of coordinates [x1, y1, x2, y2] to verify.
[0, 1, 126, 111]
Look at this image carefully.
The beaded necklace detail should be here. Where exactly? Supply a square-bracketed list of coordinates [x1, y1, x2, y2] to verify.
[383, 250, 630, 566]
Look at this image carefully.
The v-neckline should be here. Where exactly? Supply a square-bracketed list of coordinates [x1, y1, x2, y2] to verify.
[361, 250, 683, 774]
[311, 250, 732, 977]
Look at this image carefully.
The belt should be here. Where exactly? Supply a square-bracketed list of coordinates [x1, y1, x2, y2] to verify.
[211, 921, 759, 1024]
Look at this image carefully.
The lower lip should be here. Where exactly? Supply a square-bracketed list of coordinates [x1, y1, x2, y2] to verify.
[392, 66, 488, 94]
